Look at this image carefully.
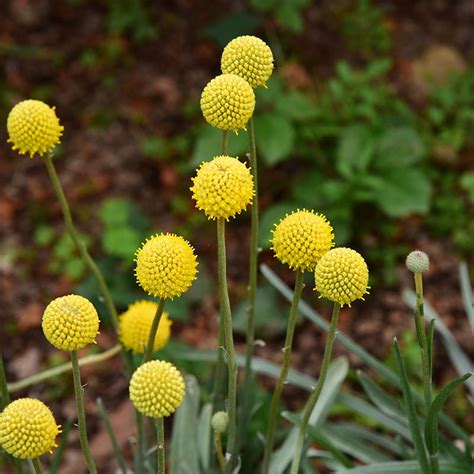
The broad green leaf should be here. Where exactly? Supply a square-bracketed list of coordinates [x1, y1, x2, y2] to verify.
[339, 460, 469, 473]
[270, 358, 349, 474]
[276, 91, 319, 121]
[363, 169, 431, 216]
[393, 339, 430, 474]
[336, 125, 374, 179]
[253, 114, 295, 165]
[197, 403, 212, 471]
[170, 376, 201, 474]
[99, 198, 134, 227]
[102, 227, 143, 260]
[259, 202, 296, 248]
[203, 12, 261, 47]
[374, 127, 424, 169]
[425, 373, 473, 455]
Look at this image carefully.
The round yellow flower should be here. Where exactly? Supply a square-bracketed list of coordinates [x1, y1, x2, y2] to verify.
[7, 100, 64, 158]
[221, 35, 274, 88]
[0, 398, 60, 459]
[42, 294, 100, 351]
[271, 210, 334, 272]
[191, 155, 254, 220]
[130, 360, 185, 418]
[135, 233, 198, 299]
[315, 247, 369, 307]
[200, 74, 255, 131]
[119, 300, 172, 354]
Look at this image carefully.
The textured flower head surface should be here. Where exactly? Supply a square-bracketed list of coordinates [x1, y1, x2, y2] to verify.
[130, 360, 185, 418]
[221, 35, 274, 88]
[406, 250, 430, 273]
[315, 247, 369, 307]
[0, 398, 60, 459]
[7, 100, 64, 158]
[271, 210, 334, 272]
[135, 233, 198, 299]
[42, 294, 100, 351]
[191, 155, 254, 220]
[119, 300, 172, 354]
[200, 74, 255, 131]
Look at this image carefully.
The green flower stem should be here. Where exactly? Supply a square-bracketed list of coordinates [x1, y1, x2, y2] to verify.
[414, 272, 436, 474]
[143, 298, 166, 363]
[135, 411, 146, 474]
[43, 153, 118, 330]
[290, 303, 341, 474]
[214, 430, 226, 474]
[0, 353, 10, 409]
[71, 351, 97, 474]
[156, 417, 165, 474]
[239, 117, 259, 438]
[31, 458, 44, 474]
[7, 345, 121, 393]
[213, 130, 229, 414]
[261, 270, 305, 474]
[216, 218, 237, 473]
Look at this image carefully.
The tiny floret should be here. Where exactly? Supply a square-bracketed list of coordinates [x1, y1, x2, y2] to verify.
[406, 250, 430, 273]
[211, 411, 229, 433]
[191, 155, 254, 220]
[271, 210, 334, 272]
[221, 35, 274, 88]
[42, 294, 100, 351]
[135, 233, 198, 299]
[0, 398, 60, 459]
[200, 74, 255, 132]
[315, 247, 369, 307]
[130, 360, 185, 418]
[7, 100, 64, 157]
[119, 300, 172, 354]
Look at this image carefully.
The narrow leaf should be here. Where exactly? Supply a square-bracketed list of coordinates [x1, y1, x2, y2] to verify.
[197, 403, 212, 471]
[459, 262, 474, 331]
[338, 460, 469, 473]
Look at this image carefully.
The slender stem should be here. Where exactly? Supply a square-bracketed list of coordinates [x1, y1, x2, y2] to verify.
[0, 353, 10, 409]
[31, 458, 44, 474]
[43, 153, 118, 329]
[143, 298, 166, 363]
[8, 345, 121, 393]
[261, 270, 305, 474]
[135, 411, 145, 474]
[239, 117, 259, 444]
[71, 351, 97, 474]
[156, 418, 165, 474]
[216, 218, 237, 473]
[97, 398, 128, 474]
[213, 130, 230, 414]
[214, 431, 226, 474]
[414, 272, 436, 474]
[290, 303, 341, 474]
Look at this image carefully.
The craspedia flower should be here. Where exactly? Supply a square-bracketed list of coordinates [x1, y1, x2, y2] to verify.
[406, 250, 430, 273]
[7, 100, 64, 158]
[271, 210, 334, 272]
[221, 35, 274, 88]
[191, 155, 254, 220]
[119, 300, 172, 354]
[129, 360, 185, 418]
[200, 74, 255, 132]
[0, 398, 60, 459]
[42, 294, 100, 351]
[135, 233, 198, 299]
[315, 247, 369, 307]
[211, 411, 229, 433]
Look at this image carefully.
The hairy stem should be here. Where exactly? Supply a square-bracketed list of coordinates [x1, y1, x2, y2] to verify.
[31, 458, 44, 474]
[290, 303, 341, 474]
[216, 218, 237, 473]
[261, 270, 305, 474]
[143, 298, 166, 363]
[71, 351, 97, 474]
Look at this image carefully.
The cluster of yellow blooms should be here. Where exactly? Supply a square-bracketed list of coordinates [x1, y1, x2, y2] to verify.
[0, 32, 371, 468]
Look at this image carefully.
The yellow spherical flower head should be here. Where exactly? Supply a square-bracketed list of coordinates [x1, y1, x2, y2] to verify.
[200, 74, 255, 132]
[135, 233, 198, 299]
[191, 155, 254, 220]
[0, 398, 61, 459]
[315, 247, 369, 307]
[42, 294, 100, 351]
[130, 360, 185, 418]
[271, 210, 334, 272]
[119, 300, 172, 354]
[7, 99, 64, 158]
[221, 35, 274, 88]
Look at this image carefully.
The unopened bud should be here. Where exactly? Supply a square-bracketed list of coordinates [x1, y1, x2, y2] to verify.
[406, 250, 430, 273]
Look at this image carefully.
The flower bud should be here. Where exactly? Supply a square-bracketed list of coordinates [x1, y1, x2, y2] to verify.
[211, 411, 229, 433]
[406, 250, 430, 273]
